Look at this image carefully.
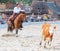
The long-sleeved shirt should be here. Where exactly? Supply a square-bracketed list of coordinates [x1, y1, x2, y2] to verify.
[13, 7, 21, 13]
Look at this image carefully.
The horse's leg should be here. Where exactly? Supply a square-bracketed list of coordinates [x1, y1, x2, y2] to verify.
[16, 29, 18, 37]
[7, 26, 12, 32]
[7, 21, 11, 31]
[20, 24, 23, 30]
[21, 21, 23, 28]
[8, 20, 13, 32]
[9, 21, 13, 32]
[16, 29, 18, 34]
[7, 26, 10, 31]
[21, 24, 23, 28]
[7, 21, 10, 31]
[10, 26, 13, 32]
[14, 21, 18, 36]
[20, 21, 23, 30]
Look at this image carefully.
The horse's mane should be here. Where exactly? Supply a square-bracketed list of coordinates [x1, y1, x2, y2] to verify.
[14, 12, 26, 23]
[18, 13, 25, 21]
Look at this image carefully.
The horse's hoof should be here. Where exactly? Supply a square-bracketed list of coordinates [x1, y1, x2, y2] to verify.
[15, 34, 18, 37]
[40, 42, 41, 45]
[20, 28, 22, 30]
[16, 35, 18, 37]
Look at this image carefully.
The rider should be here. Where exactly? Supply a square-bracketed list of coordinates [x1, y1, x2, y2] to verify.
[8, 2, 21, 26]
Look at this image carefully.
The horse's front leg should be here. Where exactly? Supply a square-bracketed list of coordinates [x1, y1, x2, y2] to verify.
[20, 21, 23, 30]
[16, 29, 18, 34]
[15, 29, 18, 37]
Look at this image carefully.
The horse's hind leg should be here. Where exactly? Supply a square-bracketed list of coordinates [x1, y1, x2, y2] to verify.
[7, 27, 9, 31]
[10, 26, 12, 31]
[7, 20, 13, 32]
[9, 23, 13, 32]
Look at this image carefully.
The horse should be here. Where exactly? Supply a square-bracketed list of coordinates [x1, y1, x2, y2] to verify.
[40, 22, 56, 48]
[7, 12, 26, 35]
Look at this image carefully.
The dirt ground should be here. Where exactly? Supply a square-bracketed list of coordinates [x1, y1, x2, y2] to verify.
[0, 21, 60, 51]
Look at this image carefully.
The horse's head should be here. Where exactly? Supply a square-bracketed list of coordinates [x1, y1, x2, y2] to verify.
[17, 12, 26, 22]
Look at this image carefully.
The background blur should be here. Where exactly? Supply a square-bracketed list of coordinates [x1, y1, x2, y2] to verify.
[0, 0, 60, 24]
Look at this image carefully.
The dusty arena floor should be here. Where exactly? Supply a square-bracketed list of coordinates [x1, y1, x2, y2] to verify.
[0, 21, 60, 51]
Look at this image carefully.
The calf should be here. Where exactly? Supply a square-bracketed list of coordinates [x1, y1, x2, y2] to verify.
[40, 22, 56, 48]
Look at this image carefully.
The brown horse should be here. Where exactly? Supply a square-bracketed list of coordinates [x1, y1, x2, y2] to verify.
[40, 22, 56, 48]
[7, 12, 26, 34]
